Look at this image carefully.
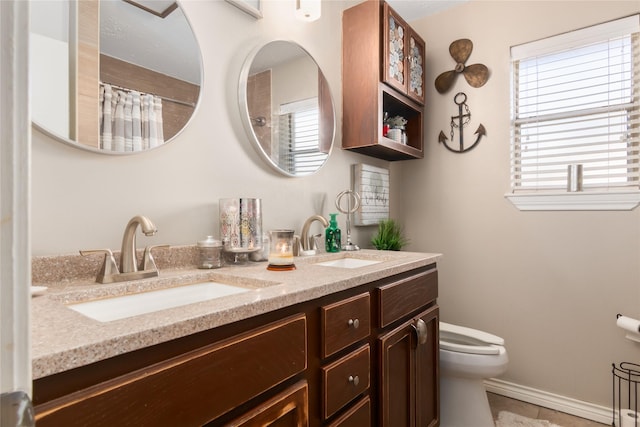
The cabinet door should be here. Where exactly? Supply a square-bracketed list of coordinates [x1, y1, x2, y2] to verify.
[228, 381, 308, 427]
[415, 307, 439, 427]
[383, 3, 409, 96]
[378, 306, 439, 427]
[406, 31, 425, 105]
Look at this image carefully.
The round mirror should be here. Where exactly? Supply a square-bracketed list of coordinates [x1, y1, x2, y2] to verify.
[239, 40, 335, 177]
[30, 0, 202, 154]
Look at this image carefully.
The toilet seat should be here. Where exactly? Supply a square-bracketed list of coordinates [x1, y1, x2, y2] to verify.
[440, 322, 505, 355]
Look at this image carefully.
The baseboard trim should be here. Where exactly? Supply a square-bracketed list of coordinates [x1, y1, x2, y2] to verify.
[485, 378, 612, 424]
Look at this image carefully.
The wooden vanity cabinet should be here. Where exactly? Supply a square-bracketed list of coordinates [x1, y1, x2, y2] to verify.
[33, 265, 439, 426]
[342, 0, 425, 161]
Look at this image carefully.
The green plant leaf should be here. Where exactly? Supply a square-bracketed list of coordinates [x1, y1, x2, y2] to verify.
[371, 219, 409, 251]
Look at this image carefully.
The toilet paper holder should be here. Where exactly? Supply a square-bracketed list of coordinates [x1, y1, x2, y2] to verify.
[612, 361, 640, 427]
[616, 314, 640, 343]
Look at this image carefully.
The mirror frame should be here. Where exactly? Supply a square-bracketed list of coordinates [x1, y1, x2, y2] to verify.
[238, 39, 335, 177]
[31, 0, 204, 155]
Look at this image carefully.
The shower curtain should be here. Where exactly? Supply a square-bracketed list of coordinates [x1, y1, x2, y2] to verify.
[100, 84, 165, 152]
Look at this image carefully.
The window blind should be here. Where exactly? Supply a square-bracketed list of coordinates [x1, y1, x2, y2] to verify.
[278, 98, 327, 175]
[510, 15, 640, 192]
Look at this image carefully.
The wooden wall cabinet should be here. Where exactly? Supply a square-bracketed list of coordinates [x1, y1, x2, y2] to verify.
[33, 266, 438, 426]
[342, 0, 426, 161]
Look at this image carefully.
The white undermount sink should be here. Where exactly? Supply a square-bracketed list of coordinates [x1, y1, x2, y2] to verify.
[314, 258, 382, 269]
[68, 282, 250, 322]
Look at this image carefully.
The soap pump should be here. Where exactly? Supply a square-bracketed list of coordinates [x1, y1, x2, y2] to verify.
[325, 213, 342, 253]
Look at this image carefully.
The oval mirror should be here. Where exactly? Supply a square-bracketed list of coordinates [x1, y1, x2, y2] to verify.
[30, 0, 202, 154]
[239, 40, 335, 177]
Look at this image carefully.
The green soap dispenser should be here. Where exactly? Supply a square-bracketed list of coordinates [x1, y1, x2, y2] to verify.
[325, 213, 342, 253]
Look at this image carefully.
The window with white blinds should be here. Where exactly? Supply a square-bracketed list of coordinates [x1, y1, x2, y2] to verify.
[510, 15, 640, 194]
[278, 98, 327, 176]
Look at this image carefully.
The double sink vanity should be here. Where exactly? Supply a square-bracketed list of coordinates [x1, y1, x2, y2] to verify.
[31, 248, 441, 426]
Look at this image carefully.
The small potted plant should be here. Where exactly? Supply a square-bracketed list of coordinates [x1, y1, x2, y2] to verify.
[371, 219, 409, 251]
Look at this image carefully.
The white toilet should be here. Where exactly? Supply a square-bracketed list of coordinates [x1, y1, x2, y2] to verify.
[439, 322, 509, 427]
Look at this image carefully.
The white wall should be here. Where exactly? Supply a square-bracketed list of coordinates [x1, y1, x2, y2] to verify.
[397, 0, 640, 407]
[31, 0, 385, 256]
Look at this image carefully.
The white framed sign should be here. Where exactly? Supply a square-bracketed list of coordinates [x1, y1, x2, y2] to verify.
[352, 164, 390, 226]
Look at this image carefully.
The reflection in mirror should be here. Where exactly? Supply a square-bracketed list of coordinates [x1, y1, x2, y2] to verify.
[239, 40, 335, 177]
[30, 0, 202, 154]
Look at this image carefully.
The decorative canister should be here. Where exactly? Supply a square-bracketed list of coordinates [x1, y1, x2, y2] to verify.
[219, 198, 263, 253]
[197, 236, 223, 269]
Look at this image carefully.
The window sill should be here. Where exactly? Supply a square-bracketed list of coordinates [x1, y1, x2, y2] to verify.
[505, 190, 640, 211]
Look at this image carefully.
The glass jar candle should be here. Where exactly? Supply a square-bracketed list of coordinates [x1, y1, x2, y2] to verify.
[267, 230, 296, 271]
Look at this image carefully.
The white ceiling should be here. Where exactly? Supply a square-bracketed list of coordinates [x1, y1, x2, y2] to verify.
[386, 0, 468, 21]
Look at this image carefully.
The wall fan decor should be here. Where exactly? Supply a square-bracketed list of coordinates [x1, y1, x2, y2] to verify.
[435, 39, 489, 94]
[438, 92, 486, 153]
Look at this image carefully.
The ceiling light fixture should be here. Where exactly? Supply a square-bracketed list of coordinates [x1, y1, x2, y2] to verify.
[295, 0, 321, 22]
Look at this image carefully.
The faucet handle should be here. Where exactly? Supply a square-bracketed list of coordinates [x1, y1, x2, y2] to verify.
[293, 235, 301, 256]
[80, 249, 119, 284]
[141, 244, 170, 271]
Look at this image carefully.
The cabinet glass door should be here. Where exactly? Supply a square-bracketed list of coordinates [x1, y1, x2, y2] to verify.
[383, 4, 408, 96]
[407, 33, 425, 105]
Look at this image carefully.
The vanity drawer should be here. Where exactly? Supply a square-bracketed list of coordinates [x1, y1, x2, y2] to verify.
[378, 268, 438, 328]
[322, 345, 370, 419]
[34, 314, 307, 427]
[321, 292, 371, 358]
[327, 396, 371, 427]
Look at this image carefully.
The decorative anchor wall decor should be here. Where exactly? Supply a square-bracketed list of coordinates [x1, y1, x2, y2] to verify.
[438, 92, 486, 153]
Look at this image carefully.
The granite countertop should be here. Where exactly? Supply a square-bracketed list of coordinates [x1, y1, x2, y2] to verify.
[32, 249, 441, 379]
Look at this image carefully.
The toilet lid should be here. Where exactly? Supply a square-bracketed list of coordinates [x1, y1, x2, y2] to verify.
[440, 322, 505, 355]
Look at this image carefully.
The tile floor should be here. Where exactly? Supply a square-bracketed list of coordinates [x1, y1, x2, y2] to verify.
[488, 392, 609, 427]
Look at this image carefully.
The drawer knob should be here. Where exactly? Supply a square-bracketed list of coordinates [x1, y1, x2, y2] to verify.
[348, 375, 360, 386]
[412, 318, 428, 346]
[348, 318, 360, 329]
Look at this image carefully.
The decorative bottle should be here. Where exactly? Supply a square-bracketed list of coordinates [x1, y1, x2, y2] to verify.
[325, 213, 342, 253]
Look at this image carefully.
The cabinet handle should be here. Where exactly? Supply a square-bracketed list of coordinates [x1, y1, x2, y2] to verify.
[348, 318, 360, 329]
[348, 375, 360, 387]
[412, 318, 428, 346]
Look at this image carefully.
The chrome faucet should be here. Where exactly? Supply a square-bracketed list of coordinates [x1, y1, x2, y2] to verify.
[120, 215, 157, 273]
[300, 215, 329, 252]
